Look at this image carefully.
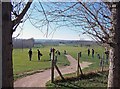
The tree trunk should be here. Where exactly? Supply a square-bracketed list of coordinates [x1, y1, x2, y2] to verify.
[0, 2, 2, 88]
[108, 2, 120, 88]
[2, 2, 14, 88]
[2, 1, 32, 87]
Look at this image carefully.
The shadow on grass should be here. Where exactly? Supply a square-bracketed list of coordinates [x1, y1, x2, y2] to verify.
[30, 59, 51, 62]
[47, 70, 108, 89]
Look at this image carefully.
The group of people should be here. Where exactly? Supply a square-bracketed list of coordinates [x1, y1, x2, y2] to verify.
[49, 48, 61, 62]
[28, 47, 109, 67]
[87, 48, 109, 66]
[28, 48, 61, 62]
[99, 50, 109, 67]
[87, 48, 109, 60]
[28, 48, 42, 61]
[88, 48, 95, 58]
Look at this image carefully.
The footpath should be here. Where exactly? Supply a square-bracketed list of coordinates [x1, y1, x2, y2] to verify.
[14, 55, 92, 87]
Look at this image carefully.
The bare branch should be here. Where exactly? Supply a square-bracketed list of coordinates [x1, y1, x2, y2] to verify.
[12, 0, 33, 29]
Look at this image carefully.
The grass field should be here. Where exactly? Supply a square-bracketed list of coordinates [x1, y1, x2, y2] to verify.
[13, 46, 70, 79]
[44, 45, 109, 88]
[66, 45, 108, 72]
[13, 45, 107, 80]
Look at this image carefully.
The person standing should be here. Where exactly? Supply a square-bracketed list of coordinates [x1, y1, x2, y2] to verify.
[55, 50, 60, 63]
[64, 50, 67, 54]
[37, 49, 42, 61]
[105, 50, 109, 64]
[88, 48, 90, 56]
[92, 49, 94, 58]
[97, 53, 100, 59]
[58, 50, 60, 55]
[28, 48, 32, 61]
[49, 48, 52, 61]
[49, 52, 51, 61]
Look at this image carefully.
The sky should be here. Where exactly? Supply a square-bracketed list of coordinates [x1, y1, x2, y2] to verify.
[12, 20, 92, 40]
[12, 1, 93, 41]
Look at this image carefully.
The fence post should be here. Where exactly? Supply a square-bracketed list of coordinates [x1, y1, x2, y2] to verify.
[77, 53, 80, 77]
[55, 65, 65, 80]
[77, 52, 83, 77]
[101, 53, 104, 72]
[51, 48, 55, 83]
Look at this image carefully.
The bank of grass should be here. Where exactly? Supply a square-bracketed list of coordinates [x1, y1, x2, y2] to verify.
[46, 70, 108, 88]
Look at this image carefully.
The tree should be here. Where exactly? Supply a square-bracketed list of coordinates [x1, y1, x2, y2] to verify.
[29, 1, 120, 88]
[107, 2, 120, 88]
[2, 0, 32, 87]
[29, 2, 112, 42]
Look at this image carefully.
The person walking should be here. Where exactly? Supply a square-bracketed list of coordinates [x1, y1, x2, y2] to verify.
[28, 48, 32, 61]
[37, 49, 42, 61]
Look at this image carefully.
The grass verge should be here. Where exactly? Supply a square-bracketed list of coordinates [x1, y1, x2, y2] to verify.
[46, 69, 108, 89]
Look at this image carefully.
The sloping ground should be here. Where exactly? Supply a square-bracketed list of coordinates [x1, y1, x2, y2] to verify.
[14, 55, 92, 87]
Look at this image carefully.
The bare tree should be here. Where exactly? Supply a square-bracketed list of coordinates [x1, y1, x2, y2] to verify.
[2, 0, 120, 88]
[2, 0, 32, 87]
[29, 1, 120, 88]
[29, 2, 111, 41]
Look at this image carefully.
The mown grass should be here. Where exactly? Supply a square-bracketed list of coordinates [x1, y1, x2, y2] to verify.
[13, 46, 70, 80]
[45, 45, 109, 88]
[66, 45, 108, 72]
[46, 70, 108, 88]
[53, 45, 108, 71]
[13, 45, 108, 81]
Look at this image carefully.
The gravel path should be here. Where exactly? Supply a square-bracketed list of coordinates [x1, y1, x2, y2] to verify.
[14, 55, 92, 87]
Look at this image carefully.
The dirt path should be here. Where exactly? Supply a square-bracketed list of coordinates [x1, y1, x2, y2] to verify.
[14, 55, 92, 87]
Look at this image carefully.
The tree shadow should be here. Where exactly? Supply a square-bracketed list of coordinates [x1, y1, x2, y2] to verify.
[30, 59, 51, 62]
[52, 71, 108, 89]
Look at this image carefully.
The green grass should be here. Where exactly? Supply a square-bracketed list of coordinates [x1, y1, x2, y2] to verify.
[66, 45, 108, 72]
[53, 45, 108, 72]
[13, 45, 108, 81]
[13, 46, 70, 80]
[45, 45, 109, 88]
[46, 70, 108, 88]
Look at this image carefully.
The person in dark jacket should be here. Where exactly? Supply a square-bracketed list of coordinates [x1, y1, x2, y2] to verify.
[92, 49, 94, 58]
[37, 49, 42, 61]
[28, 48, 32, 61]
[105, 50, 109, 64]
[88, 48, 90, 56]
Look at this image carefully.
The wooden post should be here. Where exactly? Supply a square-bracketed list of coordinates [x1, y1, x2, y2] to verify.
[77, 52, 83, 77]
[77, 53, 80, 77]
[101, 53, 104, 72]
[55, 65, 65, 80]
[51, 48, 55, 83]
[79, 63, 83, 76]
[79, 52, 83, 76]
